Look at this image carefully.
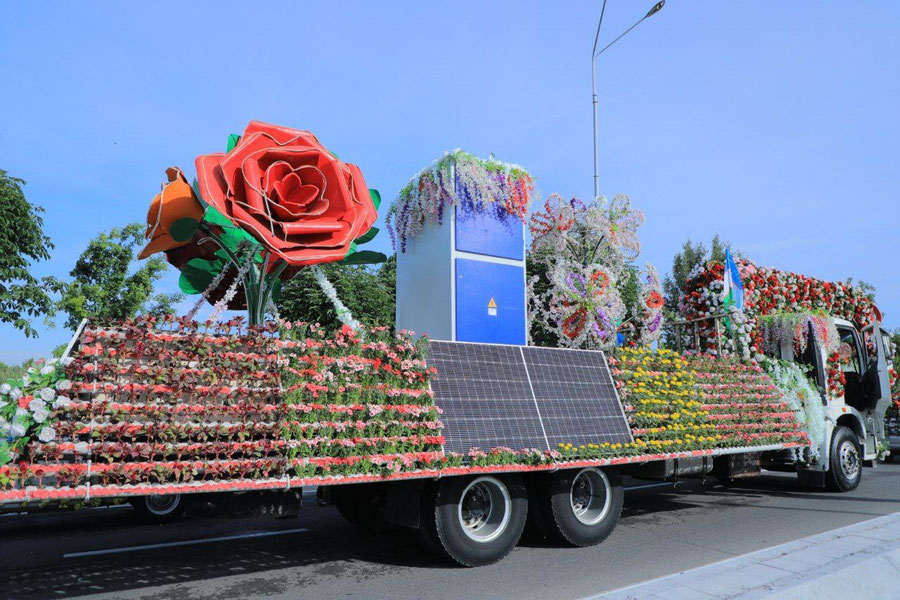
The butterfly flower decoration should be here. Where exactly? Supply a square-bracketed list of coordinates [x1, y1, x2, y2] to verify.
[547, 263, 624, 349]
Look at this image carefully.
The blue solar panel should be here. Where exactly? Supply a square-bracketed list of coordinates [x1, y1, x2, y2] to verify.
[427, 341, 632, 454]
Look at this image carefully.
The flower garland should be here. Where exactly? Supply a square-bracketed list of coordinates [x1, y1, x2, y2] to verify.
[387, 150, 535, 252]
[680, 259, 877, 363]
[758, 357, 826, 461]
[758, 312, 840, 360]
[311, 265, 362, 331]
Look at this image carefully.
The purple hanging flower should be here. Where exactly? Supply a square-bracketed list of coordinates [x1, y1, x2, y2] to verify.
[566, 272, 588, 297]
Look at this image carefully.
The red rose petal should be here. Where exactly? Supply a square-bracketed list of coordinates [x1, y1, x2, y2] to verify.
[243, 121, 326, 151]
[195, 152, 230, 216]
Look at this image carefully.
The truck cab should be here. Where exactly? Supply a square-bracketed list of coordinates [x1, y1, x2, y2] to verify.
[767, 316, 894, 487]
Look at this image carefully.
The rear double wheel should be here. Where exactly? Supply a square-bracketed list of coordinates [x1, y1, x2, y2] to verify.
[532, 467, 623, 547]
[420, 475, 528, 567]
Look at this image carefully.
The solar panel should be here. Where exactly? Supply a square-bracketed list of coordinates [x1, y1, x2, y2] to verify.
[427, 341, 632, 454]
[428, 341, 547, 453]
[521, 346, 633, 448]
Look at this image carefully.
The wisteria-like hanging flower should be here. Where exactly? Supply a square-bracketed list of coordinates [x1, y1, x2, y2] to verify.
[637, 263, 665, 346]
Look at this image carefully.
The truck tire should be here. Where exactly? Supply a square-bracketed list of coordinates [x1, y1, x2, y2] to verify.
[333, 484, 397, 532]
[419, 474, 527, 567]
[825, 426, 863, 492]
[533, 467, 623, 547]
[130, 494, 185, 524]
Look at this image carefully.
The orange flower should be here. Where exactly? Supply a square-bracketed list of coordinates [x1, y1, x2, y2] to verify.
[645, 290, 664, 310]
[138, 167, 204, 259]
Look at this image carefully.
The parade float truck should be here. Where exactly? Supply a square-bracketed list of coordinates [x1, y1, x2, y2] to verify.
[0, 123, 894, 567]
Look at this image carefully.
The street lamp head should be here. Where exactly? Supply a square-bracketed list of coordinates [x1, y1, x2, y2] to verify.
[645, 0, 665, 19]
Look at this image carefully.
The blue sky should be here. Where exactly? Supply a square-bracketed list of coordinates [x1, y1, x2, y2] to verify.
[1, 1, 898, 363]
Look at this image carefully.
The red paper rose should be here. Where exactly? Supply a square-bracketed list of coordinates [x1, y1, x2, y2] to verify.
[195, 121, 377, 266]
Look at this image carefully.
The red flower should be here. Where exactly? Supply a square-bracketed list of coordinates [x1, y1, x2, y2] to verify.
[645, 290, 664, 310]
[195, 121, 377, 266]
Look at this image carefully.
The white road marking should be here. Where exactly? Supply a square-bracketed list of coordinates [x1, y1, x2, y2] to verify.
[2, 504, 131, 517]
[63, 527, 308, 558]
[624, 482, 674, 491]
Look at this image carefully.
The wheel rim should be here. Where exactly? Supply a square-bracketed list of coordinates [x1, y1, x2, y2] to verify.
[145, 494, 180, 515]
[569, 468, 612, 526]
[457, 477, 511, 543]
[839, 440, 860, 480]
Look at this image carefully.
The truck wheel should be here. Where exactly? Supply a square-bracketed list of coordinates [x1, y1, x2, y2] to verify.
[334, 484, 397, 532]
[419, 475, 527, 567]
[130, 494, 185, 524]
[825, 426, 863, 492]
[535, 467, 623, 547]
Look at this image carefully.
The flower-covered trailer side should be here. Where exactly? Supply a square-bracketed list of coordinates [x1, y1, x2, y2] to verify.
[2, 319, 810, 504]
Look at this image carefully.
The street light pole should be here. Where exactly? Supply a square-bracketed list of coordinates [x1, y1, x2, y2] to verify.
[592, 0, 665, 200]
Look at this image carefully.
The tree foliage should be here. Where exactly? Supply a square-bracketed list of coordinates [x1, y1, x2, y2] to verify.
[49, 223, 181, 329]
[662, 234, 730, 319]
[0, 359, 33, 383]
[278, 255, 396, 332]
[0, 170, 57, 337]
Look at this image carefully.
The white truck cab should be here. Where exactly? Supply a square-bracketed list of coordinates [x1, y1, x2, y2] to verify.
[771, 316, 894, 490]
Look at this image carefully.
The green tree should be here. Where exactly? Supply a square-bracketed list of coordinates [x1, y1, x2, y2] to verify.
[0, 359, 34, 383]
[50, 223, 182, 329]
[0, 170, 58, 337]
[662, 234, 730, 319]
[278, 256, 397, 331]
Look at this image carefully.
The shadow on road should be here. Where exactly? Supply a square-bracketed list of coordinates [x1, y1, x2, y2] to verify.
[0, 506, 450, 599]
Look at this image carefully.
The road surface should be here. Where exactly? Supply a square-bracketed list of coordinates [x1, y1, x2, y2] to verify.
[2, 463, 898, 599]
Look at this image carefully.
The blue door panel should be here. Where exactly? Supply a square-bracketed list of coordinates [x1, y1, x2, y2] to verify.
[455, 258, 526, 345]
[455, 202, 524, 260]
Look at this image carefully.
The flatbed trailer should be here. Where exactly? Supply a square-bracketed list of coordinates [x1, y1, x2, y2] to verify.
[1, 318, 855, 567]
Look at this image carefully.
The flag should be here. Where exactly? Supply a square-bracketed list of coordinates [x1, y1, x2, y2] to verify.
[721, 249, 744, 319]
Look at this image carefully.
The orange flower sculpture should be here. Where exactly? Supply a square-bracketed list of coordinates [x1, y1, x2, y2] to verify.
[195, 121, 378, 266]
[138, 167, 204, 260]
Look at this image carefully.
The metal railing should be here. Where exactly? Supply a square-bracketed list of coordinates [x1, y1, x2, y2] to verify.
[662, 312, 735, 356]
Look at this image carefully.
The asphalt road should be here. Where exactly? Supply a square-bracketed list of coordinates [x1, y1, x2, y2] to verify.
[2, 463, 899, 600]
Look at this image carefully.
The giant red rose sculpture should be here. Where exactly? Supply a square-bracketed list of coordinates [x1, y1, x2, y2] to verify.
[137, 121, 384, 325]
[195, 121, 378, 266]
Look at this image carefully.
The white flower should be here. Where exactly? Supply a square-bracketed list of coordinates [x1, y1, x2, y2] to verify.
[41, 365, 55, 375]
[39, 387, 56, 402]
[53, 396, 71, 409]
[56, 379, 72, 392]
[0, 383, 11, 395]
[0, 400, 6, 410]
[74, 442, 89, 454]
[29, 398, 46, 412]
[32, 407, 50, 424]
[13, 408, 28, 422]
[9, 388, 22, 401]
[61, 357, 74, 367]
[37, 427, 56, 442]
[10, 423, 26, 437]
[0, 418, 9, 435]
